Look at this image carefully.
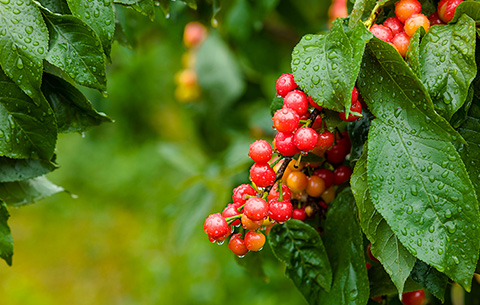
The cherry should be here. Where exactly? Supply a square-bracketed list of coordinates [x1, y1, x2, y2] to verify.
[395, 0, 422, 22]
[294, 127, 319, 152]
[292, 208, 307, 221]
[308, 96, 323, 110]
[404, 14, 430, 37]
[337, 131, 352, 152]
[276, 73, 297, 97]
[228, 233, 249, 257]
[401, 290, 426, 305]
[313, 168, 335, 189]
[438, 0, 463, 23]
[268, 183, 291, 202]
[296, 112, 310, 129]
[306, 175, 326, 197]
[367, 243, 380, 262]
[222, 204, 241, 226]
[204, 213, 230, 239]
[249, 140, 273, 163]
[232, 184, 257, 206]
[321, 186, 336, 204]
[250, 163, 276, 187]
[241, 214, 263, 231]
[339, 100, 362, 122]
[283, 90, 309, 115]
[286, 171, 308, 193]
[244, 231, 266, 251]
[273, 108, 300, 133]
[311, 115, 323, 130]
[392, 32, 411, 57]
[317, 131, 335, 151]
[383, 16, 404, 36]
[244, 197, 269, 221]
[334, 165, 353, 185]
[370, 24, 394, 42]
[183, 22, 207, 48]
[268, 199, 293, 223]
[428, 11, 446, 25]
[351, 87, 359, 103]
[275, 132, 300, 156]
[366, 262, 372, 271]
[326, 143, 348, 164]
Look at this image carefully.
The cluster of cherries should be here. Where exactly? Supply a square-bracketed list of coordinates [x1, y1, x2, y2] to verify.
[203, 72, 358, 257]
[369, 0, 462, 57]
[174, 22, 208, 103]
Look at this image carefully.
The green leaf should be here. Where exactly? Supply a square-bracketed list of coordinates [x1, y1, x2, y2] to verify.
[36, 0, 71, 14]
[357, 38, 462, 143]
[113, 19, 132, 49]
[406, 27, 425, 78]
[0, 201, 12, 266]
[419, 14, 477, 120]
[456, 98, 480, 200]
[41, 7, 107, 91]
[317, 188, 369, 305]
[368, 264, 422, 297]
[410, 260, 449, 301]
[234, 252, 267, 281]
[0, 69, 57, 160]
[270, 95, 283, 116]
[66, 0, 115, 57]
[0, 0, 48, 101]
[41, 73, 111, 133]
[0, 157, 57, 182]
[269, 220, 332, 304]
[367, 119, 480, 291]
[450, 83, 474, 128]
[451, 1, 480, 24]
[196, 32, 245, 108]
[291, 19, 373, 112]
[114, 0, 155, 21]
[348, 0, 376, 28]
[0, 176, 64, 207]
[351, 145, 416, 295]
[347, 108, 373, 163]
[179, 0, 196, 10]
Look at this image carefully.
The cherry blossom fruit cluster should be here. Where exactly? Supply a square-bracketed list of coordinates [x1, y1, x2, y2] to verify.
[369, 0, 462, 57]
[204, 73, 360, 257]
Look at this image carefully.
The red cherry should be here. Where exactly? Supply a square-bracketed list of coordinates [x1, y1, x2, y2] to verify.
[308, 96, 323, 110]
[249, 163, 276, 187]
[383, 16, 404, 36]
[268, 199, 293, 223]
[228, 233, 249, 257]
[183, 22, 207, 48]
[337, 131, 351, 152]
[392, 32, 411, 57]
[249, 140, 273, 163]
[438, 0, 463, 23]
[370, 24, 394, 42]
[317, 131, 335, 151]
[367, 243, 380, 262]
[351, 87, 359, 103]
[334, 165, 353, 185]
[428, 11, 446, 25]
[275, 132, 300, 156]
[401, 290, 426, 305]
[311, 116, 323, 130]
[283, 90, 309, 115]
[244, 197, 269, 221]
[326, 144, 348, 164]
[273, 108, 300, 133]
[204, 213, 230, 239]
[292, 208, 307, 221]
[294, 127, 319, 152]
[268, 184, 292, 202]
[244, 231, 266, 251]
[339, 100, 362, 122]
[222, 204, 241, 226]
[276, 73, 297, 97]
[313, 168, 335, 189]
[232, 184, 257, 206]
[395, 0, 422, 22]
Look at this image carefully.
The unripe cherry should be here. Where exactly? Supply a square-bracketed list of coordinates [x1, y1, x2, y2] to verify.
[404, 14, 430, 37]
[249, 163, 276, 187]
[313, 168, 335, 189]
[395, 0, 422, 22]
[241, 214, 263, 231]
[268, 199, 293, 223]
[286, 171, 308, 193]
[306, 175, 326, 197]
[244, 231, 266, 251]
[249, 140, 273, 163]
[276, 73, 297, 97]
[244, 197, 269, 221]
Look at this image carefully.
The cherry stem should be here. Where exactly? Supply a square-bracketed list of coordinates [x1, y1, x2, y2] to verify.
[251, 182, 260, 193]
[226, 214, 242, 224]
[363, 2, 381, 29]
[261, 156, 293, 197]
[236, 204, 245, 212]
[278, 180, 283, 201]
[307, 108, 321, 127]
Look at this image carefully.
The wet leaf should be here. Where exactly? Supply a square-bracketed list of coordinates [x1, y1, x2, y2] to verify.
[0, 157, 57, 182]
[114, 0, 155, 21]
[410, 260, 449, 301]
[0, 201, 12, 266]
[0, 176, 64, 207]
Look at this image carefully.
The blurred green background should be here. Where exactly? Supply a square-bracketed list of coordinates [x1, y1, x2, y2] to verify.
[0, 1, 332, 304]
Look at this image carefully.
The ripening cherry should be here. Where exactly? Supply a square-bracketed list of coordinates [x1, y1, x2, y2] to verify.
[334, 165, 353, 185]
[339, 100, 362, 122]
[321, 186, 336, 204]
[228, 233, 249, 257]
[286, 171, 308, 193]
[401, 290, 426, 305]
[244, 231, 266, 251]
[395, 0, 422, 22]
[241, 214, 263, 231]
[244, 197, 269, 221]
[392, 32, 411, 57]
[283, 90, 309, 115]
[292, 208, 307, 221]
[222, 204, 241, 226]
[383, 16, 404, 35]
[273, 108, 300, 133]
[404, 14, 430, 37]
[275, 132, 300, 156]
[370, 24, 394, 42]
[438, 0, 463, 23]
[317, 131, 335, 151]
[306, 175, 326, 197]
[313, 168, 335, 189]
[276, 73, 297, 97]
[294, 127, 319, 152]
[326, 143, 348, 164]
[250, 163, 276, 187]
[204, 213, 230, 239]
[232, 184, 257, 206]
[268, 199, 293, 223]
[183, 22, 208, 48]
[268, 183, 292, 202]
[249, 140, 273, 163]
[428, 11, 446, 25]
